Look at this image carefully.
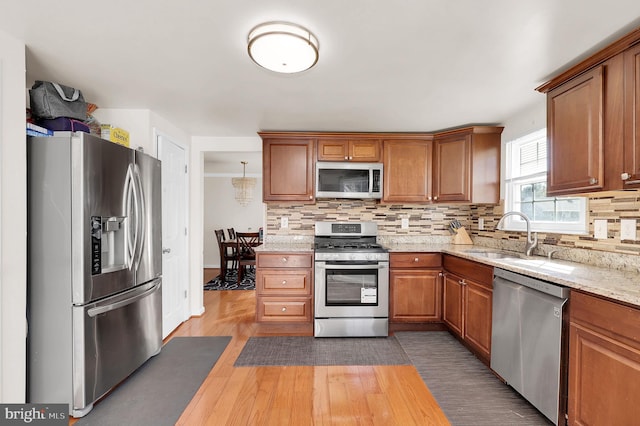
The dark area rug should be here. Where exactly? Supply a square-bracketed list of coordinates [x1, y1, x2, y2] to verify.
[204, 268, 255, 290]
[394, 331, 551, 426]
[234, 336, 411, 366]
[75, 336, 231, 426]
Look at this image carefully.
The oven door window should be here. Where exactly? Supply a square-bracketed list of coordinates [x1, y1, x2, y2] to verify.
[325, 269, 378, 306]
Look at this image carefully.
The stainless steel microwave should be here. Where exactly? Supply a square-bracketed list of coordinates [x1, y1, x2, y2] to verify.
[316, 162, 383, 199]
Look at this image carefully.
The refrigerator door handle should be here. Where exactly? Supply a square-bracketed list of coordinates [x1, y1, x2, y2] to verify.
[123, 165, 137, 269]
[132, 164, 146, 269]
[87, 279, 161, 317]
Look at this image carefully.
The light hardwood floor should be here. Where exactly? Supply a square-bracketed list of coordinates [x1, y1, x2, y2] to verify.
[167, 269, 450, 425]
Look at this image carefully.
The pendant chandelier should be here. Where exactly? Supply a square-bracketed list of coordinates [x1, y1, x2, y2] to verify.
[232, 161, 257, 206]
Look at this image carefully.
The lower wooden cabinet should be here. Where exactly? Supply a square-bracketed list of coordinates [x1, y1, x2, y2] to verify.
[255, 252, 313, 324]
[442, 254, 493, 362]
[568, 291, 640, 425]
[389, 253, 442, 323]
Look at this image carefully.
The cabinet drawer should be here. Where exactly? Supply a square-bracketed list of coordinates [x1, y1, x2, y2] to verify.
[257, 253, 313, 268]
[443, 254, 493, 287]
[257, 297, 312, 322]
[256, 269, 311, 296]
[390, 253, 441, 268]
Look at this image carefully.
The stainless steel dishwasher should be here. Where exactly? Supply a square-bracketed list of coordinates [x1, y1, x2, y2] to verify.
[491, 268, 570, 425]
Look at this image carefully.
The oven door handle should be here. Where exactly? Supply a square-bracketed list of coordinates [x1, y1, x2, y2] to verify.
[316, 261, 388, 270]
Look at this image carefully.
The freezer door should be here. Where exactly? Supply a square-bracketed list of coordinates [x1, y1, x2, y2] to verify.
[73, 132, 136, 304]
[134, 151, 162, 285]
[71, 279, 162, 416]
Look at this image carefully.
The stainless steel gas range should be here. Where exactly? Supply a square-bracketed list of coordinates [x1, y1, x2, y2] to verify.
[314, 222, 389, 337]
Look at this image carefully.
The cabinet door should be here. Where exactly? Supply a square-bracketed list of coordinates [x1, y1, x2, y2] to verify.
[463, 280, 492, 360]
[390, 269, 442, 322]
[383, 139, 432, 202]
[350, 140, 381, 162]
[433, 135, 471, 202]
[624, 43, 640, 188]
[317, 138, 349, 161]
[442, 272, 464, 337]
[263, 138, 315, 202]
[547, 66, 604, 195]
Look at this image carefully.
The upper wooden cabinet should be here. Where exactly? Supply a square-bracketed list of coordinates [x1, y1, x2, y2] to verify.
[383, 138, 433, 203]
[624, 43, 640, 188]
[537, 27, 640, 194]
[317, 138, 381, 162]
[546, 67, 606, 195]
[260, 134, 315, 202]
[433, 127, 502, 203]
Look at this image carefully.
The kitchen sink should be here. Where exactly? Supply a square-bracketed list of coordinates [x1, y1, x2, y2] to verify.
[463, 249, 523, 259]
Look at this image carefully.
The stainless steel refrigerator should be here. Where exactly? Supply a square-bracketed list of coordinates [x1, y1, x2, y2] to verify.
[27, 131, 162, 417]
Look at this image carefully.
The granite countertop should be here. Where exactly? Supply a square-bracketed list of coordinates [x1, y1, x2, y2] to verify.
[254, 242, 313, 253]
[385, 242, 640, 308]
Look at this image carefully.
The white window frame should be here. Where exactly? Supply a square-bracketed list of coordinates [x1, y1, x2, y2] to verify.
[503, 129, 588, 234]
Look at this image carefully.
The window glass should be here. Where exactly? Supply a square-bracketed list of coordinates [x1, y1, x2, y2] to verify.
[504, 129, 587, 234]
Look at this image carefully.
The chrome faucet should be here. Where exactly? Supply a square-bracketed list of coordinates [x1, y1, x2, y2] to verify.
[496, 211, 538, 256]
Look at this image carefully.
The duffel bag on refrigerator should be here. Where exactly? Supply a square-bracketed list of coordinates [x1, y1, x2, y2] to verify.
[29, 80, 87, 121]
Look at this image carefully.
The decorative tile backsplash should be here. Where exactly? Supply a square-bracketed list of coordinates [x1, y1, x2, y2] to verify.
[266, 192, 640, 260]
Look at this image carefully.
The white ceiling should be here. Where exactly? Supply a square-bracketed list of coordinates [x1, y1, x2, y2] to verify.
[3, 1, 640, 141]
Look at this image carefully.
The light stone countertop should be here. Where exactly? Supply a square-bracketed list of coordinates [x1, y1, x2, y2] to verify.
[384, 242, 640, 308]
[254, 242, 314, 253]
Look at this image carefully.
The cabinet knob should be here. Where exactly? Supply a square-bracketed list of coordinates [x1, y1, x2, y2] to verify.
[344, 156, 348, 160]
[459, 279, 466, 286]
[309, 195, 313, 200]
[428, 196, 432, 201]
[349, 156, 353, 160]
[282, 257, 288, 263]
[434, 196, 438, 201]
[622, 172, 630, 180]
[282, 280, 287, 285]
[589, 177, 598, 185]
[281, 307, 287, 312]
[414, 257, 419, 262]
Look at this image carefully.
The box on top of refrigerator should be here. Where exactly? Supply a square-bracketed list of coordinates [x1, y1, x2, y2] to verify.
[100, 124, 130, 147]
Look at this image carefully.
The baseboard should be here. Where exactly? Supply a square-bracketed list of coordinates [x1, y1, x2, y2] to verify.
[204, 264, 219, 269]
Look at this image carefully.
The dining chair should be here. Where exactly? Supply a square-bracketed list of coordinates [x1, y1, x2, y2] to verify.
[236, 232, 260, 284]
[227, 227, 236, 240]
[215, 229, 238, 280]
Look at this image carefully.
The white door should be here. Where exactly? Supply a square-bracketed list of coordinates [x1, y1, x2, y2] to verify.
[157, 133, 189, 338]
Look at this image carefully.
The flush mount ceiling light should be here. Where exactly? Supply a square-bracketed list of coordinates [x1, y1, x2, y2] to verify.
[247, 21, 319, 73]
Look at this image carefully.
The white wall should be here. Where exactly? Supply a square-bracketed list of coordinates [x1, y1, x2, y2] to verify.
[0, 29, 27, 402]
[203, 176, 263, 267]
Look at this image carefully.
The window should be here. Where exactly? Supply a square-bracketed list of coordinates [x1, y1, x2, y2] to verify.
[504, 129, 587, 234]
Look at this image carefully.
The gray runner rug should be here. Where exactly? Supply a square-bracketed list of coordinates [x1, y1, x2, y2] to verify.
[75, 336, 231, 426]
[394, 331, 551, 426]
[234, 336, 411, 366]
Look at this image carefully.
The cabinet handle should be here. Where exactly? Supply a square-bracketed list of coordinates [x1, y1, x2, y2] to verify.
[622, 172, 630, 180]
[281, 307, 287, 312]
[589, 177, 598, 185]
[282, 257, 288, 263]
